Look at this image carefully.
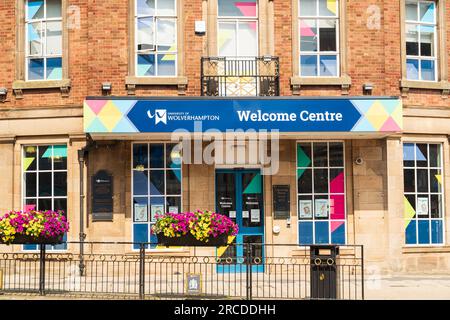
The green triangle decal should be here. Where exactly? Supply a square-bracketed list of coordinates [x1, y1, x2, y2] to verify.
[297, 145, 311, 167]
[243, 173, 262, 194]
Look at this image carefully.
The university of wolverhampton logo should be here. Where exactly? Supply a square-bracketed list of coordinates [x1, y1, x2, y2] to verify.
[147, 109, 167, 125]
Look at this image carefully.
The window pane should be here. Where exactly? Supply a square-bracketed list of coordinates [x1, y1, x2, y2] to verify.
[166, 170, 181, 195]
[319, 19, 337, 51]
[218, 22, 237, 56]
[416, 169, 428, 192]
[24, 146, 37, 171]
[219, 0, 257, 17]
[313, 142, 327, 167]
[54, 198, 67, 215]
[150, 170, 165, 195]
[406, 58, 419, 80]
[166, 197, 181, 214]
[28, 22, 43, 55]
[430, 195, 442, 218]
[405, 2, 417, 21]
[297, 143, 312, 167]
[158, 0, 176, 15]
[25, 199, 37, 211]
[133, 171, 149, 195]
[314, 196, 329, 219]
[39, 172, 52, 197]
[416, 195, 430, 218]
[25, 173, 37, 197]
[299, 0, 316, 16]
[46, 58, 62, 80]
[47, 0, 62, 18]
[429, 144, 440, 167]
[403, 143, 415, 167]
[157, 18, 176, 50]
[137, 0, 155, 15]
[300, 55, 317, 76]
[38, 198, 52, 211]
[405, 194, 416, 219]
[38, 146, 52, 170]
[53, 145, 67, 170]
[166, 143, 182, 168]
[137, 17, 154, 51]
[137, 54, 155, 76]
[300, 19, 317, 52]
[405, 24, 419, 56]
[430, 169, 442, 193]
[420, 25, 435, 57]
[53, 172, 67, 197]
[318, 0, 337, 17]
[134, 144, 149, 168]
[421, 60, 435, 81]
[27, 0, 44, 20]
[330, 168, 344, 193]
[329, 142, 343, 167]
[150, 144, 164, 167]
[297, 169, 312, 193]
[419, 2, 435, 23]
[28, 58, 45, 80]
[314, 169, 328, 193]
[157, 54, 176, 75]
[319, 55, 337, 76]
[298, 195, 313, 219]
[238, 21, 258, 56]
[416, 144, 428, 167]
[404, 169, 415, 193]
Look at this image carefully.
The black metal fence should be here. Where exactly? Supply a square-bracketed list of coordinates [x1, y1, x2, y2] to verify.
[0, 242, 363, 300]
[201, 56, 280, 96]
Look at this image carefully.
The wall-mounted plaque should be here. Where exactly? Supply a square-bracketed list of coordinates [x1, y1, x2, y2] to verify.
[92, 170, 113, 221]
[273, 185, 290, 219]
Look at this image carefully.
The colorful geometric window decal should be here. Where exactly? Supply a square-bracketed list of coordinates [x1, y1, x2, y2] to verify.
[132, 143, 182, 249]
[299, 0, 339, 77]
[23, 145, 68, 251]
[25, 0, 62, 81]
[297, 142, 346, 245]
[136, 0, 177, 76]
[405, 1, 437, 81]
[403, 143, 444, 245]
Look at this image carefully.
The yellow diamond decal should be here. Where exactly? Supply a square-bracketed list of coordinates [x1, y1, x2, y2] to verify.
[97, 101, 123, 132]
[366, 101, 390, 130]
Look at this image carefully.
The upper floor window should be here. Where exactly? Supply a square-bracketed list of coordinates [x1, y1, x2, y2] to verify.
[135, 0, 177, 76]
[298, 0, 339, 77]
[405, 1, 437, 81]
[25, 0, 62, 81]
[218, 0, 258, 57]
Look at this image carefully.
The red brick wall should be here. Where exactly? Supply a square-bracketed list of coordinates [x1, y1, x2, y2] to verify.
[0, 0, 449, 109]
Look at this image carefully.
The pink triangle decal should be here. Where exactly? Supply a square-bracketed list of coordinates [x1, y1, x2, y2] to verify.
[330, 172, 344, 193]
[380, 117, 401, 132]
[87, 100, 108, 115]
[300, 20, 316, 37]
[235, 2, 257, 17]
[331, 221, 345, 233]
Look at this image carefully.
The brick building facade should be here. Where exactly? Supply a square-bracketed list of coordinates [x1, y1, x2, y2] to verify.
[0, 0, 450, 277]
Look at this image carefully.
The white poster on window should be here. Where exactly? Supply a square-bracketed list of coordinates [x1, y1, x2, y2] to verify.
[299, 200, 313, 219]
[168, 206, 179, 214]
[251, 209, 260, 223]
[242, 210, 249, 218]
[134, 204, 148, 222]
[417, 197, 429, 216]
[314, 199, 329, 218]
[229, 210, 236, 218]
[151, 204, 164, 222]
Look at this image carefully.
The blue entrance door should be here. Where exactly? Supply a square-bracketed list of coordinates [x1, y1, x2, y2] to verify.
[215, 169, 264, 272]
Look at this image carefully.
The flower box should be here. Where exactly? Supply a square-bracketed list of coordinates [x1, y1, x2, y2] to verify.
[4, 234, 64, 245]
[157, 232, 229, 247]
[152, 210, 238, 247]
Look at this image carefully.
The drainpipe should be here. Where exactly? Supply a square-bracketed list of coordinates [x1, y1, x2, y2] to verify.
[77, 134, 96, 276]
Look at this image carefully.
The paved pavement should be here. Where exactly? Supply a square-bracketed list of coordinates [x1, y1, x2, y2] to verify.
[1, 275, 449, 300]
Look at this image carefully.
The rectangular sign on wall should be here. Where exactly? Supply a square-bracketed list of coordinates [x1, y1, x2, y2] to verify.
[84, 97, 402, 134]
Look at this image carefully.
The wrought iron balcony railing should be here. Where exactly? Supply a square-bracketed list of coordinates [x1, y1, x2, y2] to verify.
[201, 56, 280, 96]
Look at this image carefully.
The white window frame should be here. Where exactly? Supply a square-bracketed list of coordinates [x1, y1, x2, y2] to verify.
[217, 0, 259, 57]
[405, 0, 438, 82]
[131, 142, 183, 252]
[298, 0, 340, 77]
[25, 0, 63, 81]
[21, 144, 68, 252]
[403, 142, 446, 246]
[135, 0, 178, 77]
[296, 141, 347, 245]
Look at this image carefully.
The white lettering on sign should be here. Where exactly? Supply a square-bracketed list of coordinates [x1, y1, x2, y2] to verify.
[236, 110, 343, 122]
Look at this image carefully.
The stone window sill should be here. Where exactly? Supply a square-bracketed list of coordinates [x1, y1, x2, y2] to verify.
[402, 246, 450, 254]
[400, 79, 450, 98]
[125, 76, 188, 95]
[290, 75, 352, 95]
[12, 79, 71, 99]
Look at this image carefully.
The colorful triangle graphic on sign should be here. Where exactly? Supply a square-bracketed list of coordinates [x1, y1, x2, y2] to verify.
[243, 173, 261, 194]
[380, 117, 401, 132]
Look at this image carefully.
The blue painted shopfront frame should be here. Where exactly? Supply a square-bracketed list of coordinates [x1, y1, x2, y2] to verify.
[215, 169, 265, 273]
